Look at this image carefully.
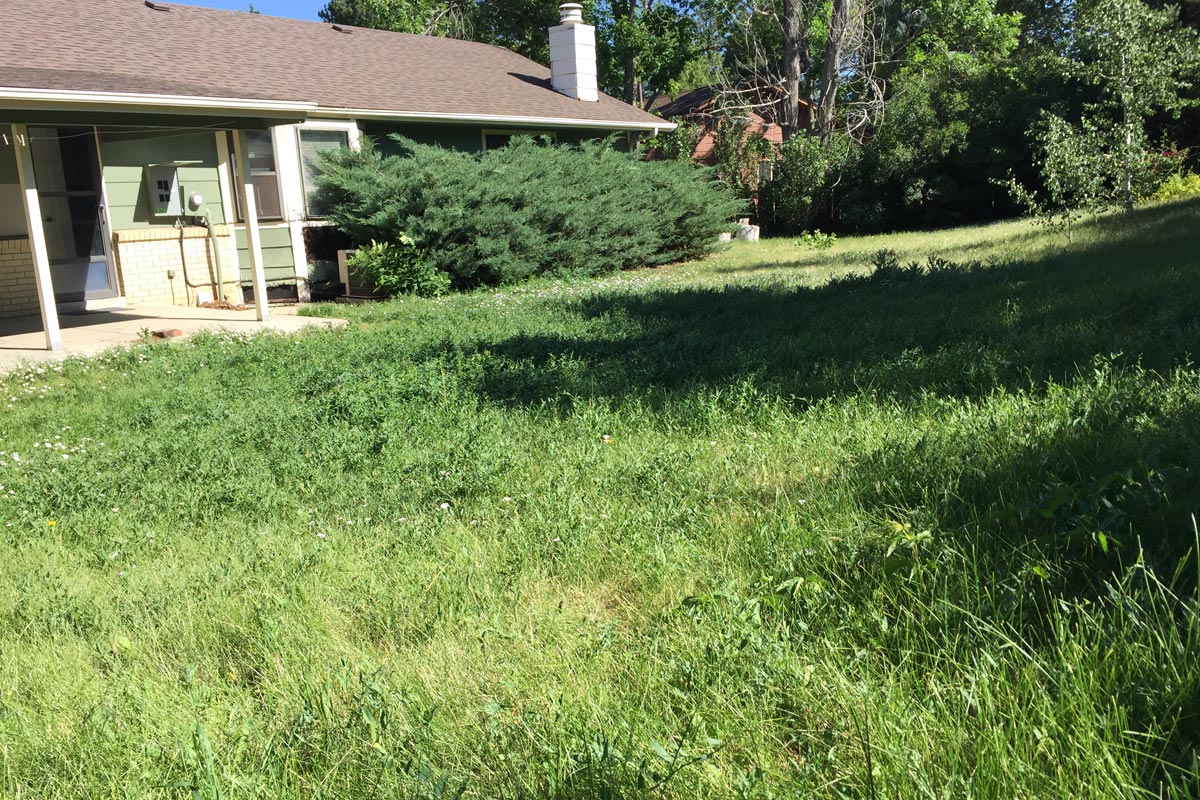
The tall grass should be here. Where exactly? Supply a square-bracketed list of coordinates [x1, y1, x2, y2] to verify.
[1, 199, 1198, 798]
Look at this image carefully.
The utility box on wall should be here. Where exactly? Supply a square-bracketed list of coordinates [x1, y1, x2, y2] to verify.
[143, 161, 201, 218]
[144, 165, 181, 218]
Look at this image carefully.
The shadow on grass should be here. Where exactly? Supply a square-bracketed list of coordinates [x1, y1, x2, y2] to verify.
[432, 200, 1200, 795]
[461, 199, 1200, 409]
[457, 196, 1200, 590]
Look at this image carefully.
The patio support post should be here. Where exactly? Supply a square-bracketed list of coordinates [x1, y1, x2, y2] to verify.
[11, 124, 62, 351]
[271, 124, 311, 302]
[235, 129, 271, 322]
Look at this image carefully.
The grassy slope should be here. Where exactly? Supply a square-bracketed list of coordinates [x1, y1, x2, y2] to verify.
[1, 200, 1199, 798]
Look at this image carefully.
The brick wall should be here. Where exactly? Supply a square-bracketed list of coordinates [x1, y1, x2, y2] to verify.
[0, 227, 241, 320]
[112, 226, 241, 306]
[0, 238, 40, 319]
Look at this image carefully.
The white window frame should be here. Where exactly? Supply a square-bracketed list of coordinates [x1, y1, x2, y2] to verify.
[481, 129, 557, 152]
[228, 128, 285, 222]
[296, 120, 360, 219]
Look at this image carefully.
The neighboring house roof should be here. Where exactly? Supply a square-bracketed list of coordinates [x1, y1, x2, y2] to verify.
[647, 87, 717, 120]
[0, 0, 669, 130]
[648, 83, 811, 130]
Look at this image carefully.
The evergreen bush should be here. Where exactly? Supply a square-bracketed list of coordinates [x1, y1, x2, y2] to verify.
[314, 136, 742, 288]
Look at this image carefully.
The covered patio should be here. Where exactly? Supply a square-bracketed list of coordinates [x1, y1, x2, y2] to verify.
[0, 303, 345, 370]
[1, 94, 317, 355]
[0, 303, 345, 371]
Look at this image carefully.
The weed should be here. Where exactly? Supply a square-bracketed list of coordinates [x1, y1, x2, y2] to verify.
[794, 230, 838, 249]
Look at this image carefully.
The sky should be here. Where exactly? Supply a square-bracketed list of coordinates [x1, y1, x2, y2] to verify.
[184, 0, 327, 21]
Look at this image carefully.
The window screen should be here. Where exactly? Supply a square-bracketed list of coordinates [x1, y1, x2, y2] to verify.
[299, 129, 350, 217]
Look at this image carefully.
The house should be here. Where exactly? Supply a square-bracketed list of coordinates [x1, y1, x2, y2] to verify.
[0, 0, 671, 350]
[647, 84, 811, 164]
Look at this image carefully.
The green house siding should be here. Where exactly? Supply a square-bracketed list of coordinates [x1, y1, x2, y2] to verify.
[235, 227, 295, 285]
[98, 129, 297, 287]
[98, 131, 230, 229]
[361, 122, 612, 155]
[364, 123, 485, 153]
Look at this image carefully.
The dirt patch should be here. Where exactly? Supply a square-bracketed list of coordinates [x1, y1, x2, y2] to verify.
[197, 301, 252, 311]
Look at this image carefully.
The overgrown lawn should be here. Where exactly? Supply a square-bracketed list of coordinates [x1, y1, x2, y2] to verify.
[2, 200, 1199, 798]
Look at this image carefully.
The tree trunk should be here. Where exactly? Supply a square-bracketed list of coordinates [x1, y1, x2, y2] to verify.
[624, 50, 639, 106]
[1121, 90, 1135, 212]
[780, 0, 804, 140]
[1118, 51, 1134, 213]
[618, 0, 643, 107]
[1122, 121, 1134, 211]
[816, 0, 851, 141]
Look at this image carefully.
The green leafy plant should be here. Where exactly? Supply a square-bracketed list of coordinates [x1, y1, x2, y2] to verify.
[642, 119, 703, 162]
[795, 229, 838, 249]
[1003, 0, 1198, 235]
[1152, 170, 1200, 202]
[760, 132, 856, 234]
[707, 114, 774, 201]
[1000, 115, 1114, 240]
[347, 237, 450, 298]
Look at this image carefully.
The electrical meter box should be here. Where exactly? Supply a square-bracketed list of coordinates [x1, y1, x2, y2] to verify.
[145, 164, 182, 218]
[144, 161, 201, 218]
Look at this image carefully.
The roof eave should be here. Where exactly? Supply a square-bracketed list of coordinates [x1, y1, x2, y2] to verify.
[0, 87, 318, 119]
[312, 106, 676, 132]
[0, 88, 676, 132]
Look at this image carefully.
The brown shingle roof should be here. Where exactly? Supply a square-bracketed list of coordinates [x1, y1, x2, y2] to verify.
[647, 87, 718, 119]
[0, 0, 668, 128]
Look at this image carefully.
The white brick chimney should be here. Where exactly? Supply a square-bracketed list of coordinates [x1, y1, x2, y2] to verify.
[549, 3, 598, 102]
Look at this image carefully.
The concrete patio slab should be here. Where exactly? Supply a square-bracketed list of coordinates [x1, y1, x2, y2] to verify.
[0, 305, 347, 371]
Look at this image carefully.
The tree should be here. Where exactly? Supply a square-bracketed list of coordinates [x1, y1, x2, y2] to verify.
[318, 0, 474, 37]
[472, 0, 562, 62]
[1004, 114, 1116, 239]
[1069, 0, 1198, 210]
[1005, 0, 1198, 229]
[813, 0, 851, 140]
[594, 0, 702, 106]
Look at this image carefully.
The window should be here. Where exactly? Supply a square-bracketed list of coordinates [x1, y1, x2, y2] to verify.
[228, 130, 282, 220]
[299, 128, 350, 217]
[481, 130, 556, 152]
